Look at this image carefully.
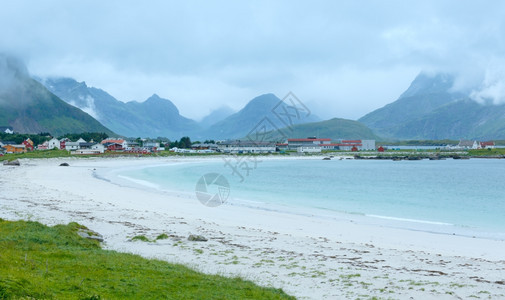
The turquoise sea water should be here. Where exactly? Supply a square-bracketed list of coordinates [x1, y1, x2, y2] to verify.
[118, 158, 505, 239]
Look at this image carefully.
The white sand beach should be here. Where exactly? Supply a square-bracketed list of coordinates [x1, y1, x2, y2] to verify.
[1, 157, 505, 299]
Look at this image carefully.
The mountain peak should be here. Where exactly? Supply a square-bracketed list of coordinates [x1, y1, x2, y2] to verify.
[147, 93, 161, 100]
[141, 94, 180, 116]
[399, 72, 455, 99]
[241, 93, 280, 111]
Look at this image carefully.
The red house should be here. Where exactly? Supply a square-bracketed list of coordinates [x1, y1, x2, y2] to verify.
[105, 143, 124, 151]
[22, 139, 34, 151]
[377, 146, 385, 152]
[480, 141, 495, 149]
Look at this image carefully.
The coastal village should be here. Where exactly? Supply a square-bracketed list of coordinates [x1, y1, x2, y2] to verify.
[0, 125, 497, 156]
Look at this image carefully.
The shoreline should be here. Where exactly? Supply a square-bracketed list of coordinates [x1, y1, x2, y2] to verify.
[105, 157, 505, 242]
[2, 157, 505, 299]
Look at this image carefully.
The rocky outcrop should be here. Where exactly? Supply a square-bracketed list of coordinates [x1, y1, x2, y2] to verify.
[3, 159, 20, 166]
[188, 234, 208, 242]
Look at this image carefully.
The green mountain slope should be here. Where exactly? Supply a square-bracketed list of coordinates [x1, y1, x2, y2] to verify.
[40, 77, 201, 139]
[0, 55, 114, 136]
[359, 73, 464, 137]
[359, 72, 505, 140]
[391, 99, 505, 140]
[268, 118, 379, 141]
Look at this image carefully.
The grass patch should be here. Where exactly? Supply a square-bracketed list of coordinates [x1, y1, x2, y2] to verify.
[131, 235, 150, 242]
[0, 149, 71, 161]
[340, 273, 361, 279]
[155, 233, 169, 240]
[0, 219, 293, 299]
[469, 148, 505, 156]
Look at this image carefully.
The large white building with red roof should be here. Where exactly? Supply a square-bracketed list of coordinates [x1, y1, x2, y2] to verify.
[287, 138, 331, 149]
[287, 138, 375, 151]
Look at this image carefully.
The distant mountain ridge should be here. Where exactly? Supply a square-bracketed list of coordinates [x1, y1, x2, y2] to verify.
[203, 93, 321, 140]
[199, 105, 235, 128]
[359, 72, 505, 140]
[40, 77, 201, 139]
[0, 55, 114, 136]
[41, 79, 328, 140]
[268, 117, 379, 141]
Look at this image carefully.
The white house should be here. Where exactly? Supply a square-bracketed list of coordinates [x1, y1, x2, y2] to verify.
[37, 141, 49, 150]
[144, 142, 160, 148]
[71, 149, 101, 155]
[65, 142, 80, 151]
[91, 143, 105, 153]
[47, 138, 61, 150]
[217, 140, 276, 154]
[0, 126, 14, 134]
[287, 138, 331, 150]
[76, 138, 86, 143]
[458, 140, 480, 149]
[297, 146, 322, 153]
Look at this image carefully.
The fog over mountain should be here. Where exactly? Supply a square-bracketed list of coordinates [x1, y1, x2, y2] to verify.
[2, 1, 505, 121]
[40, 77, 201, 139]
[0, 54, 114, 136]
[360, 72, 505, 140]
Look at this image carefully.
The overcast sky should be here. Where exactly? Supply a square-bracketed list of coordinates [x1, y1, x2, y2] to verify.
[1, 1, 505, 120]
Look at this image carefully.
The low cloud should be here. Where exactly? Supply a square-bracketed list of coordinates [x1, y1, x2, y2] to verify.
[469, 62, 505, 105]
[3, 2, 505, 119]
[0, 53, 28, 94]
[68, 95, 100, 120]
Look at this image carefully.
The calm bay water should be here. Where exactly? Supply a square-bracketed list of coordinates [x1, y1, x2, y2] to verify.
[119, 158, 505, 239]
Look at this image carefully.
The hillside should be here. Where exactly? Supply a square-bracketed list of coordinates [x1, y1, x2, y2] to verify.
[204, 93, 320, 139]
[268, 118, 379, 141]
[359, 72, 505, 140]
[199, 105, 235, 127]
[40, 77, 201, 139]
[391, 99, 505, 140]
[0, 55, 114, 136]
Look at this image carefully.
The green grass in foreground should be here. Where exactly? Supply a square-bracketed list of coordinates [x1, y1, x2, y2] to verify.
[0, 219, 293, 299]
[0, 149, 72, 161]
[468, 148, 505, 156]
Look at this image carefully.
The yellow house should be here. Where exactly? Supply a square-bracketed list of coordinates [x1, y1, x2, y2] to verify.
[4, 144, 26, 153]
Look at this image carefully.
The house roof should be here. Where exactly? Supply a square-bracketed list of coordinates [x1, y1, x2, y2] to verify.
[480, 141, 495, 146]
[192, 143, 217, 147]
[341, 140, 362, 143]
[101, 139, 125, 144]
[458, 140, 476, 147]
[288, 138, 331, 142]
[219, 140, 276, 146]
[104, 142, 123, 147]
[322, 143, 362, 147]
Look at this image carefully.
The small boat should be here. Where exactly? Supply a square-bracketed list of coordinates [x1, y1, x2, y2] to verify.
[322, 157, 331, 160]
